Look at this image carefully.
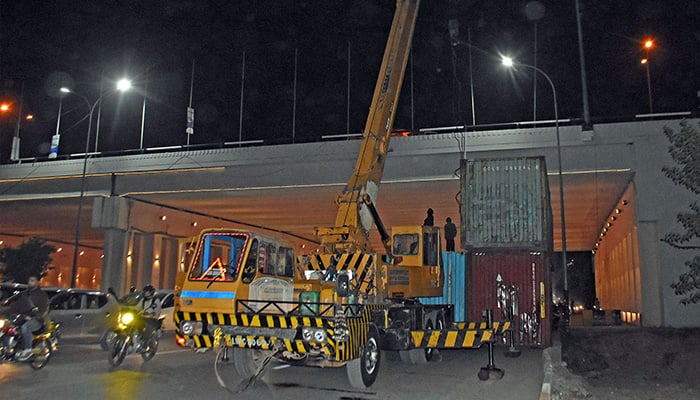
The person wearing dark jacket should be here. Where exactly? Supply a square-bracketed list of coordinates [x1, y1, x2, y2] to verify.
[423, 208, 434, 226]
[444, 217, 457, 251]
[12, 275, 50, 361]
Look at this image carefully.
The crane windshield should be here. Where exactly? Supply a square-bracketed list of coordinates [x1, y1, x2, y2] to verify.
[188, 232, 248, 282]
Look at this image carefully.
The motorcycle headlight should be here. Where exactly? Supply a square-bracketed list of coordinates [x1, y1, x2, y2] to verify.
[120, 312, 135, 325]
[0, 319, 6, 329]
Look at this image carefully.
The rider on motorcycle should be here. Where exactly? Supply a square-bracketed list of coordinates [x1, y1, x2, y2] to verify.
[8, 276, 49, 361]
[138, 285, 161, 341]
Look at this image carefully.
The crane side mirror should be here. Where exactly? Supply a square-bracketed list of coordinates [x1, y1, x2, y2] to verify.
[336, 273, 350, 298]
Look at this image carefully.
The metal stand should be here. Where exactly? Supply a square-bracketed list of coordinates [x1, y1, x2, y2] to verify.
[479, 309, 504, 381]
[504, 328, 521, 358]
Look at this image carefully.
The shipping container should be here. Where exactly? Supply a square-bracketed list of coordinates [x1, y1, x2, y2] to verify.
[459, 157, 553, 251]
[467, 250, 551, 347]
[422, 251, 467, 321]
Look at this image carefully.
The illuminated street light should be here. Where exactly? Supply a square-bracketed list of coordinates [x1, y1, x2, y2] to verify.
[63, 79, 132, 288]
[48, 88, 70, 159]
[502, 56, 569, 315]
[2, 83, 34, 161]
[116, 79, 132, 92]
[642, 38, 654, 114]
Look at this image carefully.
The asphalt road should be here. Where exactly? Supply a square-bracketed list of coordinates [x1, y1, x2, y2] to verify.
[0, 333, 543, 400]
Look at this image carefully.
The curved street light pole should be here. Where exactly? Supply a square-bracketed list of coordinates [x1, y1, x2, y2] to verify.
[69, 93, 99, 288]
[642, 39, 654, 114]
[64, 80, 131, 288]
[502, 57, 569, 315]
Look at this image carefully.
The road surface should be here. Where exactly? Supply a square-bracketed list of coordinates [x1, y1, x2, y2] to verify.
[0, 333, 543, 400]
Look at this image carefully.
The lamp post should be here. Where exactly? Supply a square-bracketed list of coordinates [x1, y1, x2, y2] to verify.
[49, 89, 67, 159]
[641, 39, 653, 114]
[2, 84, 34, 162]
[63, 79, 131, 288]
[8, 82, 25, 161]
[502, 56, 569, 313]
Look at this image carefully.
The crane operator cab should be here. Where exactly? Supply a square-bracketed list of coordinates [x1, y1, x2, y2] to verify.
[176, 229, 299, 318]
[386, 225, 444, 299]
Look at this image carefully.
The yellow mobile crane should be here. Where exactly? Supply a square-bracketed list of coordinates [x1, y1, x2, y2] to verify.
[175, 0, 510, 388]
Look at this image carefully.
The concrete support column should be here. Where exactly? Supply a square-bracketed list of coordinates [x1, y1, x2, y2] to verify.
[637, 220, 663, 326]
[93, 196, 131, 295]
[101, 228, 130, 294]
[135, 233, 155, 288]
[159, 237, 179, 290]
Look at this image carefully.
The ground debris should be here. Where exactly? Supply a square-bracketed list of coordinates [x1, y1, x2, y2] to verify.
[555, 326, 700, 400]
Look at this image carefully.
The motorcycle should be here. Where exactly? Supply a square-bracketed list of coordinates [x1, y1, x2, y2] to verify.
[107, 306, 162, 367]
[100, 291, 141, 351]
[0, 314, 59, 369]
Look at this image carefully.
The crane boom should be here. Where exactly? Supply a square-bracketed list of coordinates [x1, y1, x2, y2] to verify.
[174, 5, 512, 387]
[316, 0, 420, 255]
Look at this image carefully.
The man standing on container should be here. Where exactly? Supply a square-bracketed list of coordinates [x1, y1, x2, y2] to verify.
[444, 217, 457, 251]
[423, 208, 434, 226]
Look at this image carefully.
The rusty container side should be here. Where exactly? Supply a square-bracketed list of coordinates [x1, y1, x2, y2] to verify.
[466, 250, 551, 347]
[459, 157, 553, 251]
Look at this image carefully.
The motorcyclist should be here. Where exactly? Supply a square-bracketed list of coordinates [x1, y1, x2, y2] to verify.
[138, 284, 161, 342]
[8, 275, 49, 361]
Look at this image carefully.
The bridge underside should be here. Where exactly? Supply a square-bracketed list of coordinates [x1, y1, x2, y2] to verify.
[0, 169, 632, 258]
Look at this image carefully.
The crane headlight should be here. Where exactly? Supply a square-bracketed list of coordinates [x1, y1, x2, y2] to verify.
[301, 327, 327, 343]
[179, 321, 203, 336]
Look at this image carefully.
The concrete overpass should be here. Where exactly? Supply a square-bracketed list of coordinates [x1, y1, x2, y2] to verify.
[0, 116, 698, 327]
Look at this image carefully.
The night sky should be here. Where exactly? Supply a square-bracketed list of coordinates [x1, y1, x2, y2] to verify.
[1, 0, 698, 160]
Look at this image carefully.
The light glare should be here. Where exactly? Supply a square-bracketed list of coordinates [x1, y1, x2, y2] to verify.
[116, 79, 132, 92]
[502, 57, 514, 67]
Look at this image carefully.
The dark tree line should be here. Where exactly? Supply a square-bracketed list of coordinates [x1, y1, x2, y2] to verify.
[0, 237, 55, 284]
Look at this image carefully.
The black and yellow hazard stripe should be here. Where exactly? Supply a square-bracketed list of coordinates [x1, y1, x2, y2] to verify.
[335, 303, 387, 361]
[410, 328, 491, 349]
[176, 309, 353, 359]
[455, 320, 511, 335]
[408, 320, 511, 349]
[306, 252, 378, 297]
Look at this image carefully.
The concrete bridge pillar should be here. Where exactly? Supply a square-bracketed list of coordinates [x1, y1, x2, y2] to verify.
[93, 196, 131, 294]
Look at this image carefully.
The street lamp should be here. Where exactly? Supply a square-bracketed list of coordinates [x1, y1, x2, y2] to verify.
[641, 39, 653, 114]
[63, 78, 132, 288]
[5, 82, 27, 161]
[502, 56, 569, 313]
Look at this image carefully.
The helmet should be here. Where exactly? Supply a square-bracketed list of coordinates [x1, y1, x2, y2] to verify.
[142, 284, 155, 298]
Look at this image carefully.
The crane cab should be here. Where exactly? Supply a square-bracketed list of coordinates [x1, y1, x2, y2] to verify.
[175, 229, 299, 316]
[386, 225, 443, 298]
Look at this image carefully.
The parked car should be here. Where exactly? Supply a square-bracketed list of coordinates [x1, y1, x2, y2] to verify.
[48, 288, 119, 340]
[154, 290, 174, 331]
